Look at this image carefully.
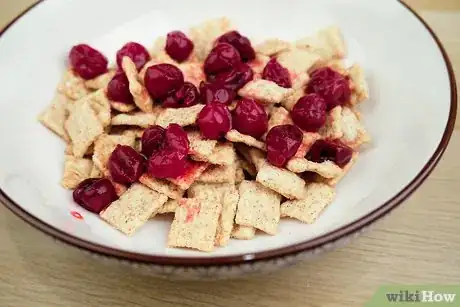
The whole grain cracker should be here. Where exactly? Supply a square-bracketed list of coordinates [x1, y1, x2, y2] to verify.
[234, 144, 265, 171]
[276, 48, 321, 75]
[100, 183, 168, 235]
[191, 141, 235, 166]
[286, 158, 342, 178]
[74, 89, 111, 128]
[61, 155, 93, 189]
[318, 106, 343, 139]
[188, 130, 217, 157]
[225, 130, 266, 151]
[38, 93, 71, 141]
[196, 163, 236, 184]
[248, 54, 270, 79]
[215, 187, 240, 246]
[295, 26, 346, 61]
[166, 161, 209, 190]
[340, 107, 371, 149]
[139, 174, 185, 200]
[281, 182, 335, 223]
[65, 100, 104, 158]
[121, 57, 154, 113]
[155, 104, 204, 128]
[255, 39, 292, 57]
[57, 69, 90, 100]
[85, 70, 116, 90]
[235, 159, 245, 183]
[167, 198, 222, 252]
[347, 64, 369, 105]
[235, 180, 282, 235]
[90, 164, 102, 178]
[238, 79, 294, 105]
[231, 225, 256, 240]
[256, 163, 305, 199]
[111, 112, 157, 128]
[156, 199, 179, 215]
[110, 101, 137, 113]
[189, 17, 233, 61]
[294, 132, 321, 158]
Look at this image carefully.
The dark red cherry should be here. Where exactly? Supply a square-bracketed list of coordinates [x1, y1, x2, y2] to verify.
[165, 31, 194, 62]
[164, 124, 189, 155]
[266, 125, 303, 167]
[291, 94, 327, 132]
[203, 43, 241, 75]
[147, 149, 188, 179]
[262, 58, 291, 88]
[69, 44, 108, 80]
[212, 63, 254, 90]
[306, 139, 353, 168]
[306, 67, 351, 110]
[216, 31, 255, 62]
[197, 102, 232, 140]
[232, 98, 268, 138]
[162, 82, 199, 108]
[116, 42, 151, 71]
[108, 145, 145, 184]
[199, 81, 236, 105]
[106, 72, 135, 104]
[141, 125, 166, 157]
[144, 64, 184, 100]
[72, 178, 118, 213]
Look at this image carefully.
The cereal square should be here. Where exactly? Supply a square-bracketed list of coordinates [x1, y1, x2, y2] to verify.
[322, 152, 359, 186]
[215, 187, 239, 246]
[340, 107, 371, 148]
[57, 69, 89, 100]
[61, 155, 93, 189]
[85, 70, 116, 90]
[188, 130, 217, 157]
[256, 163, 305, 199]
[189, 17, 233, 61]
[121, 56, 153, 113]
[235, 180, 282, 235]
[155, 104, 204, 128]
[255, 39, 292, 56]
[178, 62, 206, 87]
[92, 133, 136, 174]
[167, 161, 209, 190]
[111, 112, 157, 128]
[295, 26, 346, 61]
[286, 158, 342, 178]
[348, 64, 369, 105]
[65, 100, 104, 158]
[38, 93, 71, 141]
[225, 130, 266, 150]
[139, 174, 185, 200]
[110, 101, 137, 113]
[75, 89, 111, 128]
[318, 106, 343, 139]
[281, 182, 335, 223]
[238, 79, 294, 105]
[197, 163, 236, 184]
[231, 225, 256, 240]
[156, 199, 179, 215]
[276, 48, 321, 75]
[167, 198, 222, 252]
[191, 141, 235, 166]
[100, 183, 168, 235]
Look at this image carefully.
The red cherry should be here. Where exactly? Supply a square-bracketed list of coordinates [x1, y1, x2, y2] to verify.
[306, 139, 353, 168]
[216, 31, 255, 62]
[291, 94, 327, 132]
[165, 31, 194, 62]
[144, 64, 184, 100]
[232, 98, 268, 138]
[203, 43, 241, 75]
[212, 63, 254, 90]
[197, 102, 232, 140]
[199, 81, 236, 105]
[69, 44, 108, 80]
[147, 149, 189, 179]
[106, 72, 135, 104]
[141, 125, 166, 158]
[108, 145, 145, 184]
[266, 125, 303, 167]
[116, 42, 150, 71]
[262, 58, 291, 88]
[162, 82, 199, 108]
[72, 178, 118, 213]
[306, 67, 351, 110]
[164, 124, 190, 155]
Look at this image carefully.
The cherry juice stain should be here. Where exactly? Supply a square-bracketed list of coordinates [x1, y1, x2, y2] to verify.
[70, 211, 84, 220]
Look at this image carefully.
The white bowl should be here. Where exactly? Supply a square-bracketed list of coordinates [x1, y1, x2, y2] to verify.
[0, 0, 456, 279]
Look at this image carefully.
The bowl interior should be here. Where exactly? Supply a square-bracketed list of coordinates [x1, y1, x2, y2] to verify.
[0, 0, 451, 258]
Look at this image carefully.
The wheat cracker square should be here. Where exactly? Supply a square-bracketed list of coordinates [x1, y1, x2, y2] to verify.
[121, 56, 154, 113]
[38, 93, 71, 141]
[238, 79, 294, 105]
[110, 101, 137, 113]
[255, 39, 292, 57]
[347, 63, 369, 105]
[74, 89, 111, 128]
[57, 69, 90, 100]
[215, 187, 240, 246]
[157, 199, 180, 215]
[295, 25, 346, 61]
[225, 130, 266, 151]
[318, 106, 343, 140]
[286, 158, 342, 178]
[281, 182, 335, 223]
[100, 183, 168, 235]
[235, 180, 282, 235]
[340, 107, 371, 149]
[139, 174, 185, 199]
[191, 141, 235, 166]
[276, 48, 321, 75]
[256, 163, 305, 199]
[231, 225, 256, 240]
[92, 133, 136, 174]
[248, 54, 270, 79]
[155, 104, 204, 128]
[187, 130, 217, 157]
[322, 152, 359, 186]
[178, 62, 206, 88]
[61, 155, 93, 189]
[65, 100, 104, 158]
[167, 198, 222, 252]
[196, 164, 236, 184]
[111, 112, 157, 128]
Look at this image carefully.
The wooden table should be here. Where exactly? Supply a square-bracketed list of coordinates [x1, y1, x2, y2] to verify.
[0, 1, 459, 306]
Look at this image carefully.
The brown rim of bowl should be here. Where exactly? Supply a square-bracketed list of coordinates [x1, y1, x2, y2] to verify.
[0, 0, 457, 267]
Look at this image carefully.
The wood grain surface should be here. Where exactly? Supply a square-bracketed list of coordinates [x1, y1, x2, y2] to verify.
[0, 1, 459, 306]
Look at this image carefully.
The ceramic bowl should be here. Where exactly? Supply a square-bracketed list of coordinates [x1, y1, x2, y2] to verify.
[0, 0, 456, 280]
